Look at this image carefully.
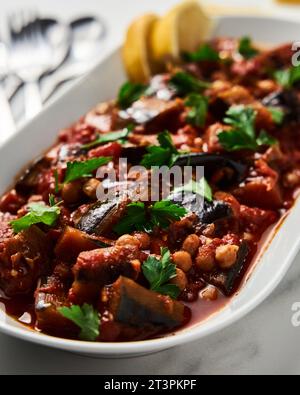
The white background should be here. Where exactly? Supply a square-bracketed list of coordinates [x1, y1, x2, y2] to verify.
[1, 0, 300, 375]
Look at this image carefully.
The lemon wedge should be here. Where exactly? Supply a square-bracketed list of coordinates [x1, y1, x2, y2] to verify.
[150, 0, 214, 66]
[122, 13, 159, 83]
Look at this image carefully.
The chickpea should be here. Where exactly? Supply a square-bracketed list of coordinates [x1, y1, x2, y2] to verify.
[283, 169, 300, 189]
[173, 251, 193, 273]
[215, 244, 239, 270]
[201, 286, 218, 301]
[61, 180, 82, 204]
[195, 245, 216, 272]
[83, 178, 100, 199]
[194, 137, 203, 149]
[169, 268, 188, 292]
[256, 79, 277, 95]
[133, 232, 151, 249]
[243, 232, 254, 242]
[116, 234, 141, 248]
[182, 234, 200, 257]
[202, 223, 215, 237]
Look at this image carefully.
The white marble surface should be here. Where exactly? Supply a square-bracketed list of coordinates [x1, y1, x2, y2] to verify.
[1, 0, 300, 375]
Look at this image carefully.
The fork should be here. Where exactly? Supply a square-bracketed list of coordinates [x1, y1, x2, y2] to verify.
[0, 41, 16, 143]
[8, 11, 53, 120]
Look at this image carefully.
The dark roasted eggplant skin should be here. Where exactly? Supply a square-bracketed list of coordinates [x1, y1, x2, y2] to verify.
[170, 191, 233, 224]
[174, 153, 248, 186]
[202, 241, 249, 296]
[121, 146, 147, 165]
[262, 90, 300, 123]
[15, 157, 51, 195]
[77, 197, 128, 235]
[58, 144, 83, 163]
[108, 276, 185, 329]
[200, 200, 233, 224]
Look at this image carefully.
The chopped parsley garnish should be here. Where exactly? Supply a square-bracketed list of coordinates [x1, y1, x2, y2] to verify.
[185, 93, 208, 127]
[238, 36, 259, 59]
[58, 304, 100, 342]
[113, 200, 187, 235]
[64, 157, 112, 184]
[142, 248, 180, 299]
[150, 200, 188, 229]
[274, 65, 300, 89]
[82, 126, 132, 150]
[11, 201, 61, 233]
[170, 72, 210, 96]
[183, 43, 220, 63]
[173, 178, 213, 202]
[141, 131, 180, 168]
[268, 106, 285, 125]
[113, 202, 148, 235]
[118, 81, 147, 109]
[218, 105, 278, 151]
[49, 194, 56, 207]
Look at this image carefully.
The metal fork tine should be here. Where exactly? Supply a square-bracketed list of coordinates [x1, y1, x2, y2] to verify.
[7, 8, 55, 120]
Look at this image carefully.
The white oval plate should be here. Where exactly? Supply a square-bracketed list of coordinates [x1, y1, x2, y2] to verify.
[1, 16, 300, 358]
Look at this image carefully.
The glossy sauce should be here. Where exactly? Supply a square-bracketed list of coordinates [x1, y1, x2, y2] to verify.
[0, 218, 283, 336]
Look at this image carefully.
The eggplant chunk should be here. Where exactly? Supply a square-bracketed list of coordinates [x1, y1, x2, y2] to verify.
[15, 157, 51, 195]
[57, 144, 83, 163]
[70, 244, 141, 304]
[77, 197, 128, 235]
[107, 276, 185, 329]
[170, 191, 233, 224]
[55, 226, 111, 263]
[262, 90, 300, 123]
[174, 153, 247, 186]
[0, 226, 52, 296]
[121, 146, 147, 165]
[200, 200, 233, 224]
[202, 241, 249, 296]
[120, 97, 183, 133]
[35, 276, 76, 336]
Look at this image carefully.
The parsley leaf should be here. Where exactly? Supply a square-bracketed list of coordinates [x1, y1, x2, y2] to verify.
[64, 157, 112, 184]
[256, 129, 278, 146]
[170, 72, 210, 96]
[113, 202, 148, 235]
[11, 202, 61, 233]
[238, 36, 259, 59]
[49, 194, 56, 207]
[268, 106, 285, 125]
[118, 81, 147, 109]
[150, 200, 188, 229]
[274, 65, 300, 88]
[218, 105, 278, 151]
[82, 127, 132, 150]
[157, 130, 176, 151]
[185, 93, 208, 127]
[142, 248, 180, 299]
[173, 178, 213, 202]
[58, 304, 100, 341]
[218, 129, 257, 151]
[114, 200, 187, 235]
[141, 131, 179, 168]
[183, 43, 220, 62]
